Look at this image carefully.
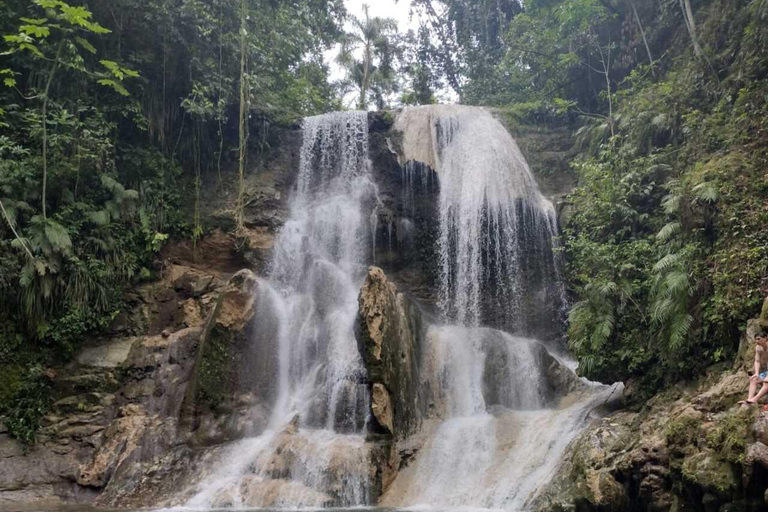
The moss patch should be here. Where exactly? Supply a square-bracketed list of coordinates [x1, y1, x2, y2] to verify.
[681, 450, 737, 495]
[706, 408, 756, 464]
[196, 323, 235, 410]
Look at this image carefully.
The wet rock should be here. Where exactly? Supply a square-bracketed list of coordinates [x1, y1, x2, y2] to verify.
[182, 269, 267, 442]
[77, 410, 154, 488]
[161, 229, 249, 276]
[232, 476, 333, 508]
[76, 338, 137, 368]
[173, 270, 215, 298]
[753, 411, 768, 446]
[372, 384, 394, 435]
[357, 266, 426, 438]
[745, 442, 768, 470]
[213, 269, 258, 332]
[583, 469, 627, 511]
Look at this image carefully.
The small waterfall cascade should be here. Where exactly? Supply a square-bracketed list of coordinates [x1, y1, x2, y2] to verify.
[381, 326, 612, 510]
[184, 112, 377, 509]
[395, 105, 566, 335]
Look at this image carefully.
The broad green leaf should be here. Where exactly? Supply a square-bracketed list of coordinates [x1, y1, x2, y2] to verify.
[35, 0, 66, 9]
[20, 17, 48, 25]
[20, 25, 50, 38]
[100, 60, 123, 79]
[19, 43, 45, 58]
[98, 78, 129, 96]
[74, 36, 96, 54]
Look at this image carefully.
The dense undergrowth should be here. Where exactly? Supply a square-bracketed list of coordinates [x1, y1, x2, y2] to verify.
[561, 0, 768, 392]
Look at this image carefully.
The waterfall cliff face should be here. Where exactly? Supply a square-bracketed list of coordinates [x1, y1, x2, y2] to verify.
[185, 112, 377, 508]
[183, 107, 609, 511]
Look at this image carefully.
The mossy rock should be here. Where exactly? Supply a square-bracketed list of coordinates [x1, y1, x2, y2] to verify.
[189, 269, 258, 413]
[681, 450, 737, 497]
[196, 323, 236, 409]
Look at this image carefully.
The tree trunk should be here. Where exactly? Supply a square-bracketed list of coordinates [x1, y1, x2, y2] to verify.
[236, 0, 248, 230]
[679, 0, 704, 58]
[359, 42, 371, 110]
[41, 38, 65, 219]
[0, 199, 34, 259]
[630, 1, 655, 76]
[217, 0, 224, 182]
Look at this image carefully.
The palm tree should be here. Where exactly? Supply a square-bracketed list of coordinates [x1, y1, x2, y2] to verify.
[337, 4, 399, 110]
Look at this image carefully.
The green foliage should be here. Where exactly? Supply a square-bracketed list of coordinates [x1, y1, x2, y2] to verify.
[561, 0, 768, 389]
[197, 325, 233, 409]
[337, 4, 401, 109]
[0, 366, 53, 447]
[664, 415, 702, 453]
[0, 0, 345, 375]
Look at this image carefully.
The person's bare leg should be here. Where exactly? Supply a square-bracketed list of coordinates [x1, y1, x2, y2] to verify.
[749, 378, 760, 399]
[739, 377, 761, 404]
[748, 382, 768, 404]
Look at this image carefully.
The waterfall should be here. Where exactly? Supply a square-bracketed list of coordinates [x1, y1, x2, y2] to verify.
[381, 326, 612, 510]
[395, 105, 567, 335]
[184, 112, 377, 508]
[381, 106, 613, 510]
[184, 106, 612, 512]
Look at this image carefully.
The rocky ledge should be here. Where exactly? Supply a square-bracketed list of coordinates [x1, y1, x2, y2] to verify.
[535, 298, 768, 512]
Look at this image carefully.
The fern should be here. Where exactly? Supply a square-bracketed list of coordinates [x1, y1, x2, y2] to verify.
[653, 252, 682, 272]
[691, 182, 718, 204]
[650, 247, 695, 359]
[657, 222, 681, 242]
[661, 192, 681, 215]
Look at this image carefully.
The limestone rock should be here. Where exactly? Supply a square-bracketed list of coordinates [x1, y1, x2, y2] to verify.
[583, 469, 627, 512]
[745, 441, 768, 470]
[754, 411, 768, 446]
[357, 266, 425, 438]
[77, 409, 153, 488]
[214, 269, 258, 332]
[182, 269, 267, 441]
[372, 384, 394, 435]
[76, 337, 137, 368]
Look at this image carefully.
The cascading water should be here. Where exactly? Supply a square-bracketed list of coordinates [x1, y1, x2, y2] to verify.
[396, 105, 567, 336]
[381, 106, 614, 510]
[184, 112, 378, 509]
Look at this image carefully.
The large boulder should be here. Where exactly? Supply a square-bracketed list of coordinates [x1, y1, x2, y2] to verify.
[182, 269, 269, 442]
[356, 267, 426, 439]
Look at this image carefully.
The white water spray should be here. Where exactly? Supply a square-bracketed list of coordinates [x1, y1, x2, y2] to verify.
[184, 112, 377, 508]
[395, 105, 567, 334]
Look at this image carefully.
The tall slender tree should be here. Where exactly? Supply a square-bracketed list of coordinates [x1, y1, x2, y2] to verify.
[337, 4, 399, 110]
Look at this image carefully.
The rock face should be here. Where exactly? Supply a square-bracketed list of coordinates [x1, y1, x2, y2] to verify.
[182, 269, 271, 445]
[0, 263, 268, 509]
[356, 266, 432, 499]
[357, 266, 427, 439]
[534, 303, 768, 512]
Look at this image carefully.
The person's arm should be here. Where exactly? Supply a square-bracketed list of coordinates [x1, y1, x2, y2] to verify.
[755, 346, 764, 377]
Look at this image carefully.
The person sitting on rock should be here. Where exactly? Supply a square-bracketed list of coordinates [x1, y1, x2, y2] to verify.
[739, 332, 768, 406]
